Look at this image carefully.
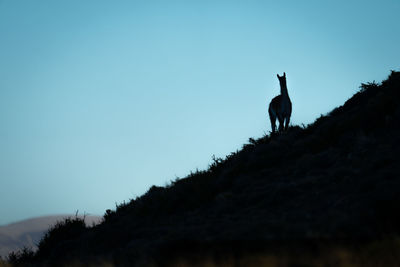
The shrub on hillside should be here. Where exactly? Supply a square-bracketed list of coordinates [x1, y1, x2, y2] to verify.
[36, 216, 87, 259]
[6, 247, 35, 266]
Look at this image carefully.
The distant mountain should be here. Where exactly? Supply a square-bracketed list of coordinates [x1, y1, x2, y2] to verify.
[7, 71, 400, 266]
[0, 215, 101, 258]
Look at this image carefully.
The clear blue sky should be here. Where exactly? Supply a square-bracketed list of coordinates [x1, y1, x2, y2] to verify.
[0, 0, 399, 225]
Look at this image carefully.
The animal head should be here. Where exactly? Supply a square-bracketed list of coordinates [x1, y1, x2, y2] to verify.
[277, 72, 286, 87]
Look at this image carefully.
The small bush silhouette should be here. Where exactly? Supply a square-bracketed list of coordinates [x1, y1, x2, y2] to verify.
[36, 215, 87, 259]
[6, 247, 35, 266]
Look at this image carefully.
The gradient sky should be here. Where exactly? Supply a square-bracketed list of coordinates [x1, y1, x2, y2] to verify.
[0, 0, 399, 225]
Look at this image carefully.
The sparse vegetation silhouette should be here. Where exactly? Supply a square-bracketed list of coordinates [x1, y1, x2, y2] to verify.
[7, 70, 400, 266]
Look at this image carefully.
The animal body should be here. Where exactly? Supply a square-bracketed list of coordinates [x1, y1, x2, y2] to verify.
[268, 72, 292, 133]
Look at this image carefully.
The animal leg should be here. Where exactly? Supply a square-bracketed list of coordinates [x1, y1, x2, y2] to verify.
[284, 116, 290, 131]
[269, 109, 276, 133]
[278, 116, 284, 132]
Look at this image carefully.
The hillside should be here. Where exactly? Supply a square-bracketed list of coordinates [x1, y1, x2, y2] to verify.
[6, 71, 400, 266]
[0, 215, 101, 258]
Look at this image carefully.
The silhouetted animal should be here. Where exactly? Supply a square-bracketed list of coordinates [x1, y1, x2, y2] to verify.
[268, 72, 292, 133]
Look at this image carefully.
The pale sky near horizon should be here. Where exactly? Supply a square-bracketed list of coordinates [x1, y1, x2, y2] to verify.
[0, 0, 399, 225]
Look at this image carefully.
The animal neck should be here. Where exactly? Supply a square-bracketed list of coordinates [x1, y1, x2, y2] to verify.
[280, 83, 289, 98]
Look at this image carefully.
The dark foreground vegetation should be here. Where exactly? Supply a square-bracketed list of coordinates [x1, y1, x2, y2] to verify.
[5, 71, 400, 266]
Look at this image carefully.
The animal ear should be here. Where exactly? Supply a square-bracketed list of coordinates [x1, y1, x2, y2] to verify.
[283, 72, 286, 77]
[277, 74, 280, 78]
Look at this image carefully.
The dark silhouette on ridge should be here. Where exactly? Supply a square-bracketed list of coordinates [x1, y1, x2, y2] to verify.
[6, 70, 400, 266]
[268, 72, 292, 133]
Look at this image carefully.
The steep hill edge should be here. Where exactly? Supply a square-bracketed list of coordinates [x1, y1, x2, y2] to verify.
[8, 71, 400, 266]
